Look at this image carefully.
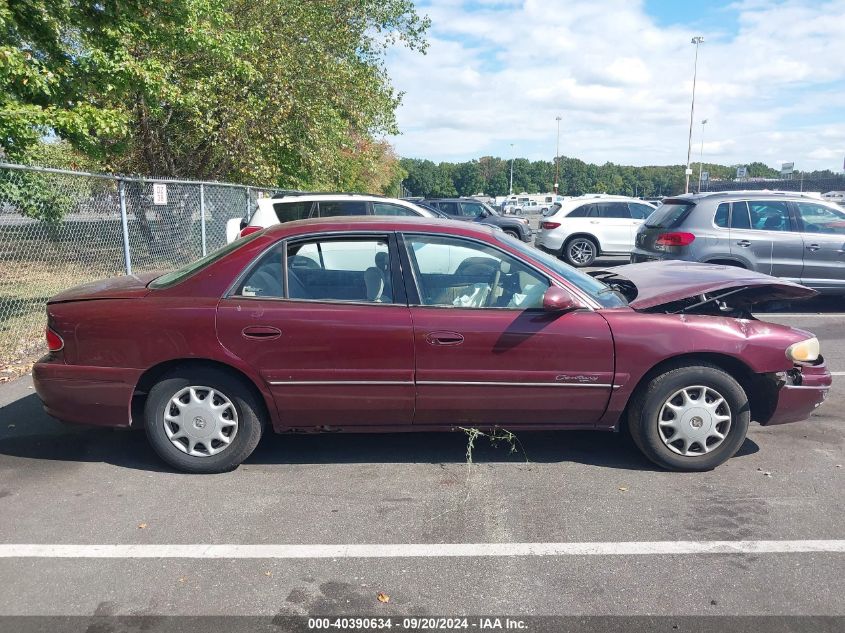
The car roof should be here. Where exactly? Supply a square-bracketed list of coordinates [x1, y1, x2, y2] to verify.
[675, 191, 825, 202]
[261, 214, 499, 239]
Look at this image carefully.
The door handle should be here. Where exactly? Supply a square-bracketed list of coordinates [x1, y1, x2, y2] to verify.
[736, 240, 752, 247]
[805, 244, 820, 252]
[425, 331, 464, 346]
[242, 326, 282, 340]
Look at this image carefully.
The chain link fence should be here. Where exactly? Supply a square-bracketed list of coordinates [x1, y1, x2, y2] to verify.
[701, 175, 845, 196]
[0, 162, 279, 375]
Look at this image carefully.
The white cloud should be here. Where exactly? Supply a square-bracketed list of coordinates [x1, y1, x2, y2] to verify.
[387, 0, 845, 171]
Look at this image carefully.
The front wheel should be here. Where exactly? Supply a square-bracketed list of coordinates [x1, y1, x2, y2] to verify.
[144, 367, 265, 473]
[504, 229, 520, 240]
[563, 237, 597, 267]
[627, 364, 750, 471]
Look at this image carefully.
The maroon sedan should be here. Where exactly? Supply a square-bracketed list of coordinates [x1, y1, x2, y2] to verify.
[33, 217, 831, 473]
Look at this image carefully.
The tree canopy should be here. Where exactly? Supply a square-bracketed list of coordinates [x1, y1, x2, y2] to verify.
[399, 156, 824, 198]
[0, 0, 428, 193]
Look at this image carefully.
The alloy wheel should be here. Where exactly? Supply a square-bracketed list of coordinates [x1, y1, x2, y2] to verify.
[568, 239, 595, 265]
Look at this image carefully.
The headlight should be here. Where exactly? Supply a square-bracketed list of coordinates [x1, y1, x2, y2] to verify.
[786, 337, 820, 362]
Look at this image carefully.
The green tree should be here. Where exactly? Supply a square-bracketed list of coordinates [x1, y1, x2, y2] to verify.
[1, 0, 429, 193]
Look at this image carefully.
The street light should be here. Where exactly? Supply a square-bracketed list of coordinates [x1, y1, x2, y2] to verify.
[685, 36, 704, 194]
[554, 115, 562, 194]
[509, 143, 515, 195]
[697, 118, 708, 192]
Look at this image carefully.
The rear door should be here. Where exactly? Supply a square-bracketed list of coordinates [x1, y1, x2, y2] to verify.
[594, 202, 633, 253]
[729, 200, 804, 281]
[216, 232, 415, 428]
[793, 201, 845, 291]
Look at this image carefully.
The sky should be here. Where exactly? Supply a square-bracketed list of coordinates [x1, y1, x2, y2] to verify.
[386, 0, 845, 171]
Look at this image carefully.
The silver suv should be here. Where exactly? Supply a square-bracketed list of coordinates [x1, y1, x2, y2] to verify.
[630, 191, 845, 294]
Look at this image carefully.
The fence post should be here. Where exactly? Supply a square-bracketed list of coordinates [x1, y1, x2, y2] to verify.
[118, 179, 133, 275]
[246, 186, 251, 221]
[199, 183, 207, 257]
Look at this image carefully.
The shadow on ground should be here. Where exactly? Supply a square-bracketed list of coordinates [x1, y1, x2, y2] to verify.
[0, 392, 759, 474]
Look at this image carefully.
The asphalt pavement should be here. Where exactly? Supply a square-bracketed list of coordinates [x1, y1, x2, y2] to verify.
[0, 309, 842, 628]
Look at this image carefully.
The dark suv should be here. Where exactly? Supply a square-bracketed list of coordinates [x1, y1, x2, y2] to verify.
[424, 198, 533, 242]
[630, 191, 845, 294]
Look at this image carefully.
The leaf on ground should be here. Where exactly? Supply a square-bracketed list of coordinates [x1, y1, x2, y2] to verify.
[377, 592, 390, 603]
[137, 523, 148, 529]
[264, 571, 272, 577]
[618, 486, 628, 492]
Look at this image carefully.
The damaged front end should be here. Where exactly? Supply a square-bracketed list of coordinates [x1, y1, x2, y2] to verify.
[588, 260, 818, 317]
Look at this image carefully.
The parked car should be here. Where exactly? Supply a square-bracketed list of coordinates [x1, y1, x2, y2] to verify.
[535, 195, 657, 266]
[630, 191, 845, 294]
[226, 193, 437, 243]
[424, 198, 533, 242]
[34, 217, 830, 474]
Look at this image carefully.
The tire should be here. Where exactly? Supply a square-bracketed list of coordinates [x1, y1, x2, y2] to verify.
[563, 236, 598, 267]
[144, 367, 265, 473]
[627, 363, 750, 471]
[504, 229, 520, 239]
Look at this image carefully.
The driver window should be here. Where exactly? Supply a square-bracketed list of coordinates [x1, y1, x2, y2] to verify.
[795, 202, 845, 235]
[405, 235, 549, 309]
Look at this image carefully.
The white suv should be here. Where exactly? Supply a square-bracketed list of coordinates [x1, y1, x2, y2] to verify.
[226, 193, 438, 243]
[534, 195, 656, 266]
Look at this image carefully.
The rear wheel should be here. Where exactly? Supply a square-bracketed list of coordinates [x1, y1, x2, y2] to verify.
[627, 363, 749, 471]
[144, 367, 265, 473]
[504, 229, 520, 239]
[563, 236, 597, 267]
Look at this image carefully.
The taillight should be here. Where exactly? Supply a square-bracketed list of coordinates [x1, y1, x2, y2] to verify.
[541, 221, 561, 229]
[45, 327, 64, 352]
[239, 225, 262, 238]
[655, 231, 696, 247]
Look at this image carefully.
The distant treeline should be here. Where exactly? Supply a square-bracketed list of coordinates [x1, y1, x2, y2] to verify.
[400, 156, 842, 198]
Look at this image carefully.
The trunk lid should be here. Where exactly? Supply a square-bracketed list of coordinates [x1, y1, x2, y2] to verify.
[48, 272, 161, 304]
[589, 260, 816, 310]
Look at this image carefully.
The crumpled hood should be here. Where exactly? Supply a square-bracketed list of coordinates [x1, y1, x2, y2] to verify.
[589, 260, 816, 310]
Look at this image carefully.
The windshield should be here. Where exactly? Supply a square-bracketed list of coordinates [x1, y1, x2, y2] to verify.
[645, 200, 695, 228]
[482, 203, 500, 216]
[494, 232, 627, 308]
[149, 232, 263, 288]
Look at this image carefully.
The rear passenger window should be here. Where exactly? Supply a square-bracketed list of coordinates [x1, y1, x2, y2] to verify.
[288, 238, 394, 303]
[597, 202, 631, 219]
[714, 203, 730, 228]
[747, 201, 791, 231]
[730, 202, 751, 229]
[566, 204, 590, 218]
[317, 201, 368, 217]
[372, 202, 418, 217]
[273, 201, 313, 222]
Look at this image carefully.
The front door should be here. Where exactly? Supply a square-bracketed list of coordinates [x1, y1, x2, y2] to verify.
[793, 201, 845, 291]
[216, 233, 415, 428]
[401, 233, 615, 427]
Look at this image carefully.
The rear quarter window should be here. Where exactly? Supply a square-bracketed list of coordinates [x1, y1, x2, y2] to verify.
[273, 200, 313, 222]
[714, 203, 729, 228]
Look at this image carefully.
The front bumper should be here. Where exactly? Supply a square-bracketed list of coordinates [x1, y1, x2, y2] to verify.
[32, 355, 140, 427]
[763, 358, 832, 425]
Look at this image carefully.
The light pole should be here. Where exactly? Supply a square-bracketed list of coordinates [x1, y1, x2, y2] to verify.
[685, 36, 704, 194]
[554, 115, 562, 194]
[509, 143, 514, 195]
[697, 118, 708, 192]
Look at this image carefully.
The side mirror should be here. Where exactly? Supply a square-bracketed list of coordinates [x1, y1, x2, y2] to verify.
[542, 286, 581, 312]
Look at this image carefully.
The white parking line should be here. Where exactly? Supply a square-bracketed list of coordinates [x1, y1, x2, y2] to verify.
[1, 541, 844, 559]
[753, 314, 845, 318]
